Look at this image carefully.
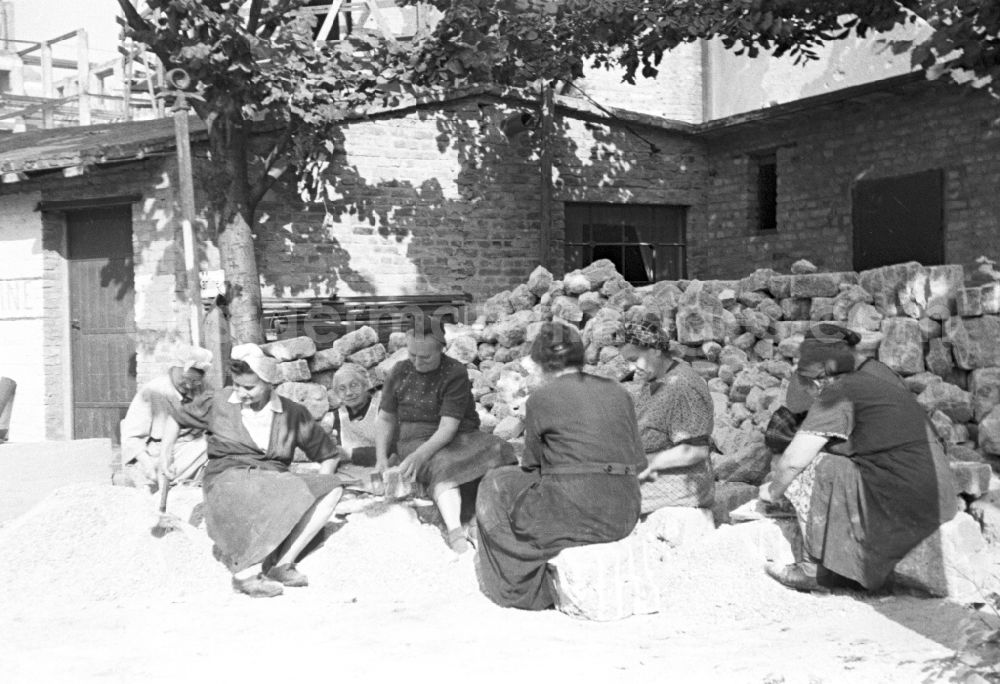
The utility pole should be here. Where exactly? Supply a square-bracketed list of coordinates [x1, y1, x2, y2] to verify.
[539, 83, 554, 269]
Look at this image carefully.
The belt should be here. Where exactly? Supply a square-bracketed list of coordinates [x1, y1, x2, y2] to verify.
[540, 462, 638, 476]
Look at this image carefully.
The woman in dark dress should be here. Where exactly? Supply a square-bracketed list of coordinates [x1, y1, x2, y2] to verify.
[475, 322, 646, 610]
[375, 317, 514, 553]
[760, 336, 958, 592]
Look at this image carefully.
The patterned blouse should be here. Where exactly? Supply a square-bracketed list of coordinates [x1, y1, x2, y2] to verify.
[380, 355, 480, 432]
[634, 361, 714, 452]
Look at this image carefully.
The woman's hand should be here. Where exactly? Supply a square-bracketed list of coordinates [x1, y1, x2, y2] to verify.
[758, 481, 775, 504]
[640, 444, 708, 481]
[398, 452, 427, 481]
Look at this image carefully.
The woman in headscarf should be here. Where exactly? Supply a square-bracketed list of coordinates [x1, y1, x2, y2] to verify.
[618, 313, 715, 513]
[162, 343, 348, 598]
[760, 332, 958, 593]
[375, 317, 515, 553]
[475, 322, 646, 611]
[331, 363, 380, 467]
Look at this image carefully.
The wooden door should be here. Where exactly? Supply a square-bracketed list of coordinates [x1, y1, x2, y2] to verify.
[66, 205, 137, 443]
[852, 169, 945, 271]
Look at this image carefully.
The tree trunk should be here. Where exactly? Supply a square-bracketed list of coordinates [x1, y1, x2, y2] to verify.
[214, 123, 265, 344]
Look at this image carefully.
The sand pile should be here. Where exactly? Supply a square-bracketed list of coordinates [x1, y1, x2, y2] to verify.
[0, 483, 227, 611]
[305, 500, 479, 606]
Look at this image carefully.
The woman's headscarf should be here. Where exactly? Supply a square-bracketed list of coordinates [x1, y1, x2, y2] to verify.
[785, 323, 859, 413]
[619, 313, 671, 353]
[231, 342, 281, 384]
[332, 363, 370, 390]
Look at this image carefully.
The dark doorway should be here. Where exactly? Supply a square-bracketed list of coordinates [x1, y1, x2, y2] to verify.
[66, 205, 137, 443]
[564, 203, 688, 284]
[852, 169, 945, 271]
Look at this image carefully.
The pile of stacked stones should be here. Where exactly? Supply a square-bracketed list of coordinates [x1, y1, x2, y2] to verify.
[260, 257, 1000, 521]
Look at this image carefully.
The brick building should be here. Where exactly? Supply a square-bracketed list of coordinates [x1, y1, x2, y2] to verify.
[0, 74, 998, 441]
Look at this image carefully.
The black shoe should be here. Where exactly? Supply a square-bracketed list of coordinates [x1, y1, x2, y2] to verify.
[232, 574, 284, 598]
[266, 563, 309, 587]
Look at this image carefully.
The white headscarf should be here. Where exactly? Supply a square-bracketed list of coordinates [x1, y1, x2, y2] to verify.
[170, 344, 213, 373]
[231, 343, 281, 384]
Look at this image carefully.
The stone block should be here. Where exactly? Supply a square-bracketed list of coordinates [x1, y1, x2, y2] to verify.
[855, 330, 884, 354]
[757, 297, 784, 322]
[261, 336, 317, 362]
[790, 259, 817, 275]
[957, 287, 984, 317]
[600, 274, 629, 297]
[347, 343, 387, 369]
[858, 261, 924, 318]
[738, 290, 767, 308]
[508, 283, 536, 312]
[917, 317, 942, 341]
[980, 406, 1000, 456]
[924, 265, 965, 321]
[551, 295, 583, 323]
[331, 326, 379, 357]
[446, 335, 479, 365]
[477, 343, 496, 361]
[675, 283, 726, 345]
[893, 512, 996, 602]
[711, 481, 759, 525]
[969, 368, 1000, 422]
[968, 490, 1000, 545]
[308, 347, 346, 373]
[847, 302, 883, 331]
[925, 338, 955, 378]
[728, 367, 781, 403]
[608, 286, 641, 311]
[945, 316, 1000, 370]
[740, 268, 778, 293]
[493, 415, 524, 441]
[904, 372, 942, 395]
[740, 309, 773, 338]
[563, 271, 593, 295]
[768, 275, 792, 299]
[809, 297, 836, 321]
[638, 506, 716, 548]
[386, 331, 408, 354]
[777, 333, 804, 359]
[578, 291, 605, 315]
[370, 348, 408, 388]
[713, 518, 803, 566]
[495, 310, 536, 348]
[691, 360, 719, 380]
[711, 432, 770, 486]
[580, 259, 620, 289]
[548, 531, 662, 621]
[948, 444, 985, 463]
[275, 382, 329, 420]
[590, 355, 632, 382]
[527, 265, 554, 297]
[917, 381, 974, 423]
[982, 282, 1000, 315]
[878, 317, 924, 376]
[278, 359, 311, 383]
[950, 461, 991, 498]
[791, 272, 856, 299]
[753, 338, 775, 360]
[483, 290, 514, 322]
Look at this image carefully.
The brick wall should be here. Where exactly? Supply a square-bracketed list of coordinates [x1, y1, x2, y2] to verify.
[696, 80, 1000, 278]
[253, 94, 708, 302]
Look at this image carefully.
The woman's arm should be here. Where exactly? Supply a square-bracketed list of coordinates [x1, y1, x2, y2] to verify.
[156, 415, 181, 479]
[397, 415, 461, 481]
[759, 432, 828, 502]
[638, 443, 709, 481]
[374, 410, 397, 472]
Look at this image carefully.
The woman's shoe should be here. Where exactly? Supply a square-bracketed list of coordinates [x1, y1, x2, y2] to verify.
[765, 562, 826, 593]
[445, 528, 470, 554]
[232, 574, 284, 598]
[266, 563, 309, 587]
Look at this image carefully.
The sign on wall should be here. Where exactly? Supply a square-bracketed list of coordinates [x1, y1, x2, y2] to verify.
[0, 278, 42, 319]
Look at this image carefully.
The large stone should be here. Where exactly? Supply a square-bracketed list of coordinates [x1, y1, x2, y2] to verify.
[711, 481, 759, 525]
[756, 297, 784, 322]
[945, 315, 1000, 370]
[483, 290, 514, 322]
[508, 283, 536, 312]
[548, 531, 662, 621]
[878, 317, 924, 376]
[446, 334, 479, 365]
[917, 317, 942, 341]
[857, 262, 924, 318]
[729, 366, 781, 403]
[948, 443, 985, 463]
[777, 333, 804, 359]
[711, 427, 770, 485]
[904, 371, 942, 395]
[893, 513, 996, 602]
[956, 287, 984, 317]
[347, 343, 387, 369]
[925, 338, 955, 378]
[968, 491, 1000, 545]
[495, 310, 536, 348]
[332, 326, 379, 357]
[277, 359, 311, 383]
[846, 302, 883, 331]
[982, 282, 1000, 315]
[551, 295, 583, 323]
[386, 331, 408, 354]
[713, 517, 803, 566]
[580, 259, 620, 290]
[791, 272, 856, 299]
[832, 284, 875, 321]
[768, 275, 792, 299]
[493, 415, 525, 441]
[563, 271, 593, 295]
[917, 381, 974, 423]
[577, 291, 605, 315]
[950, 461, 991, 498]
[526, 265, 554, 297]
[590, 355, 632, 382]
[969, 368, 1000, 422]
[923, 265, 965, 321]
[740, 268, 778, 294]
[275, 381, 329, 420]
[309, 347, 346, 373]
[740, 309, 773, 338]
[752, 338, 775, 361]
[600, 274, 629, 297]
[369, 348, 408, 388]
[809, 297, 836, 321]
[980, 406, 1000, 456]
[737, 290, 767, 308]
[790, 259, 817, 275]
[675, 282, 726, 344]
[638, 506, 716, 549]
[607, 285, 641, 311]
[261, 335, 317, 362]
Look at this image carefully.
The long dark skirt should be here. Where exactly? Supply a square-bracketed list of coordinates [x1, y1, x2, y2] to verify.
[203, 465, 344, 574]
[806, 446, 957, 589]
[475, 466, 640, 611]
[396, 422, 515, 497]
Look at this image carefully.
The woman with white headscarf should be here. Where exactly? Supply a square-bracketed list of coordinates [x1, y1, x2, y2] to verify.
[164, 343, 348, 598]
[331, 363, 381, 466]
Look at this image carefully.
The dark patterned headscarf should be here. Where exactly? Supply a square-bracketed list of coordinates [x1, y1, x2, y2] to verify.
[797, 323, 859, 378]
[619, 313, 671, 353]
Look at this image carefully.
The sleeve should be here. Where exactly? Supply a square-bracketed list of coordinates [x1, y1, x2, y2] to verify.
[379, 364, 403, 415]
[331, 409, 342, 445]
[169, 390, 214, 432]
[639, 425, 671, 453]
[438, 364, 474, 420]
[662, 374, 714, 446]
[799, 383, 854, 443]
[119, 389, 152, 465]
[520, 394, 543, 470]
[295, 406, 339, 463]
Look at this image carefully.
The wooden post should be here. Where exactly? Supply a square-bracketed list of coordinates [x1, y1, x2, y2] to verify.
[173, 92, 203, 345]
[40, 41, 53, 128]
[76, 29, 91, 126]
[538, 84, 555, 268]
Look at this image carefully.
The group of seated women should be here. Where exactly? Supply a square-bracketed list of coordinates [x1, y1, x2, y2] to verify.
[152, 314, 956, 606]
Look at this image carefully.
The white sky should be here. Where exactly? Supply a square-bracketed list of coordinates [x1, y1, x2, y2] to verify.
[9, 0, 122, 62]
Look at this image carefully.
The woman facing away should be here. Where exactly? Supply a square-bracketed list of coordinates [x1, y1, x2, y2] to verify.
[475, 321, 646, 611]
[375, 316, 515, 553]
[760, 333, 958, 593]
[618, 313, 715, 514]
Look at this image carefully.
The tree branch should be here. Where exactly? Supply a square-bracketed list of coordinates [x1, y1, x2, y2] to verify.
[246, 0, 265, 34]
[248, 124, 296, 211]
[116, 0, 151, 33]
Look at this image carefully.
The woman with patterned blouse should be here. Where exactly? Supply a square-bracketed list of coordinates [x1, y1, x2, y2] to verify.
[619, 313, 715, 513]
[375, 317, 515, 553]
